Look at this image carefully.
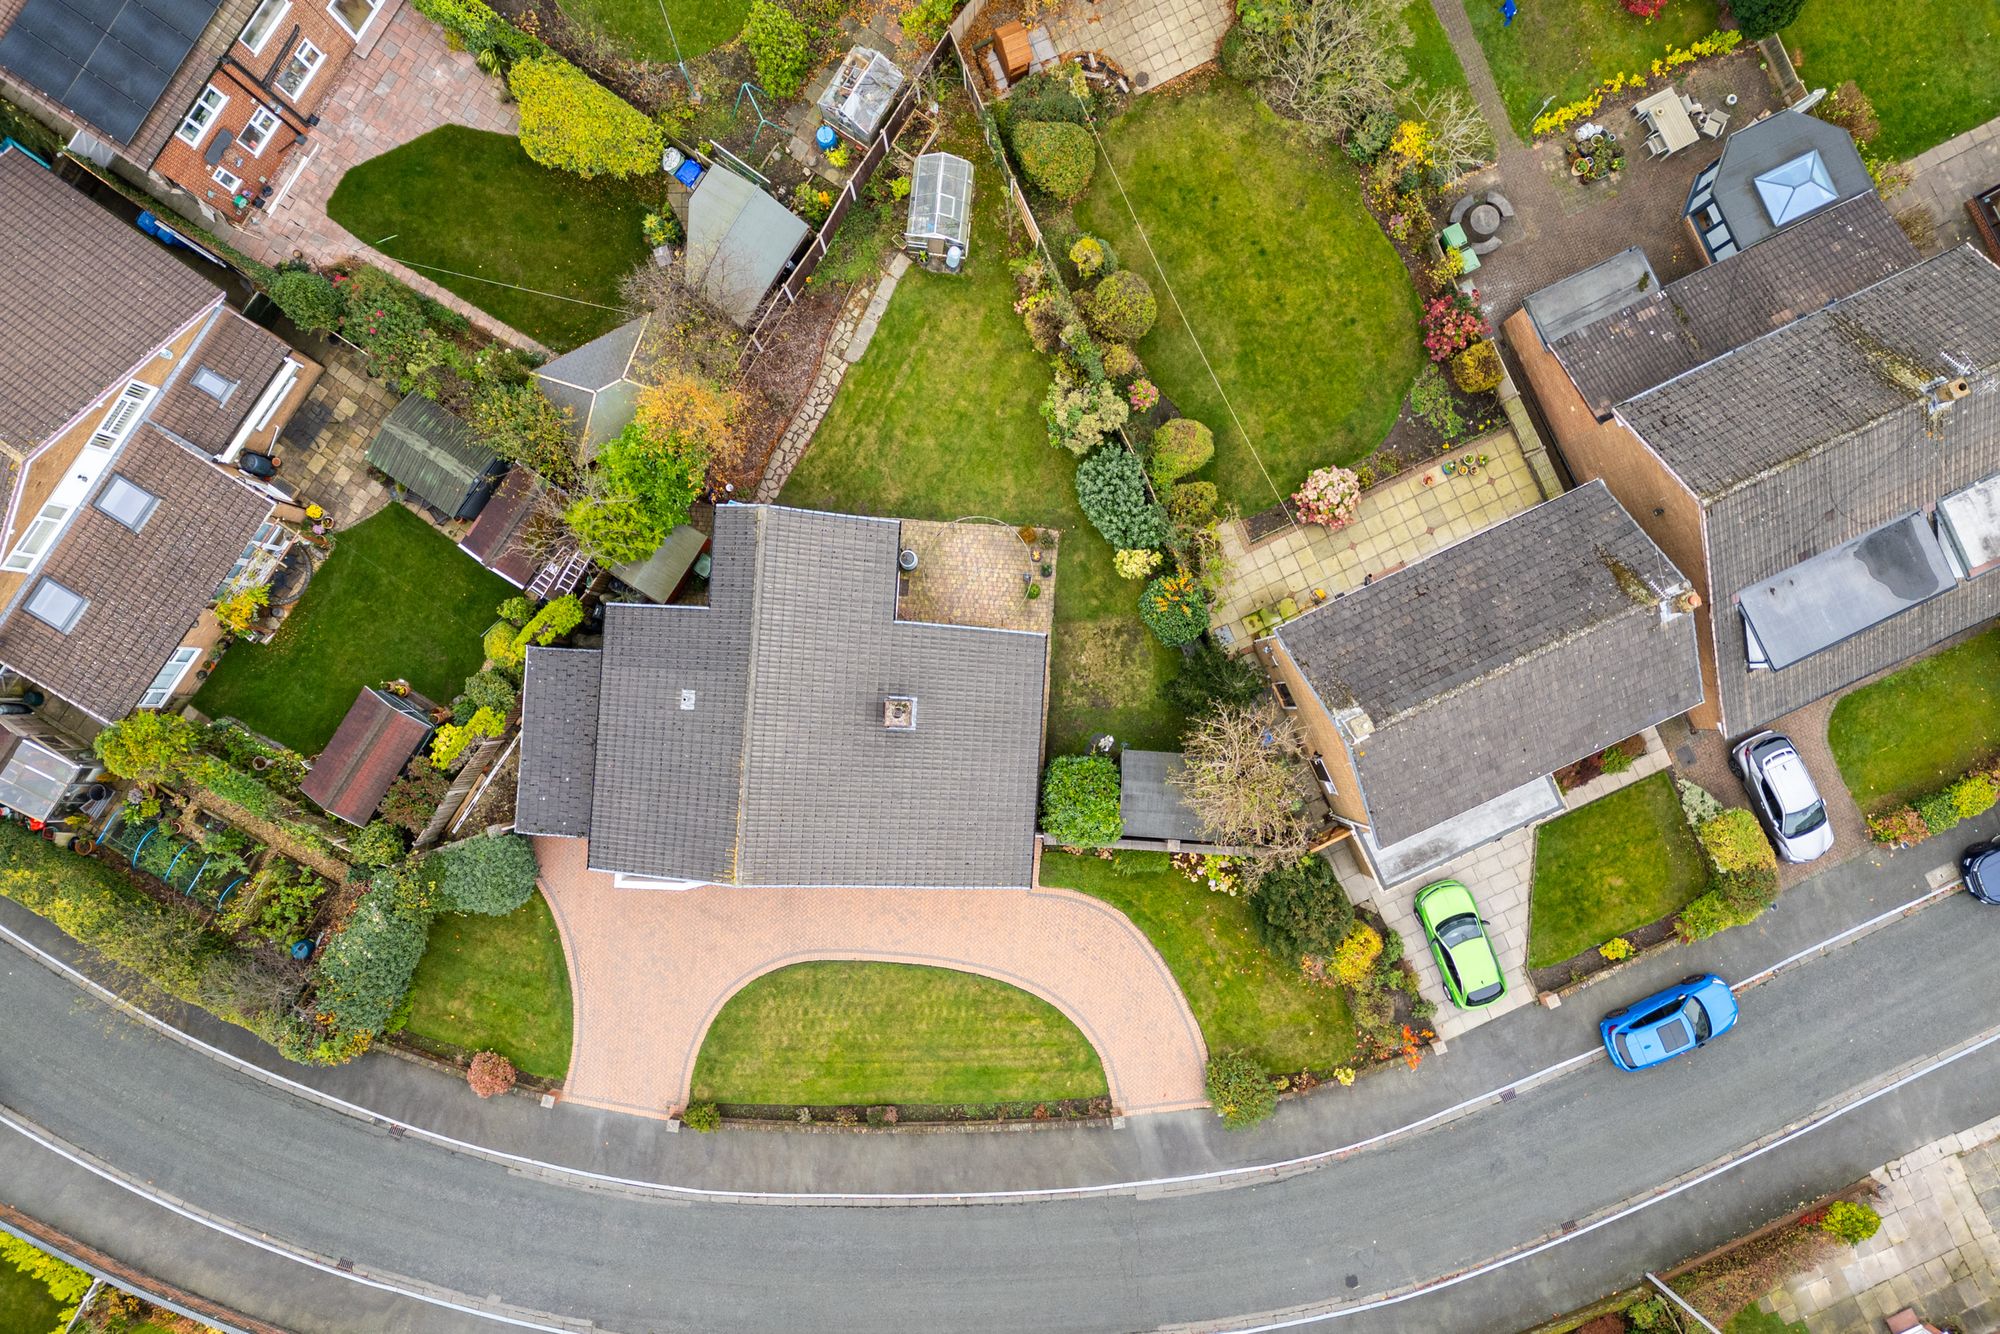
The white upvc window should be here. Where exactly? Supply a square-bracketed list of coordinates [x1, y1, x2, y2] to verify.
[274, 39, 324, 100]
[138, 646, 202, 710]
[1309, 755, 1337, 795]
[239, 0, 291, 53]
[239, 105, 282, 156]
[213, 166, 244, 196]
[176, 86, 227, 147]
[328, 0, 384, 39]
[4, 381, 153, 574]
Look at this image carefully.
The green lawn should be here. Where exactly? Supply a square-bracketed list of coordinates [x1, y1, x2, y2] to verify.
[327, 126, 657, 350]
[689, 962, 1107, 1105]
[193, 505, 511, 754]
[1467, 0, 1723, 138]
[0, 1259, 65, 1334]
[1403, 0, 1473, 104]
[1782, 0, 2000, 158]
[404, 891, 574, 1080]
[1043, 850, 1357, 1073]
[565, 0, 748, 61]
[1528, 771, 1708, 969]
[780, 120, 1183, 755]
[1074, 82, 1423, 509]
[1829, 626, 2000, 811]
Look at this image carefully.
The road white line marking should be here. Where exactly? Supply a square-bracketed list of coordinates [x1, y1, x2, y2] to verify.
[0, 877, 1961, 1206]
[1212, 1021, 2000, 1331]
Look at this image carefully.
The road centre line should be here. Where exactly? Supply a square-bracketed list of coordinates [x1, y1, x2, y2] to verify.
[0, 878, 1959, 1206]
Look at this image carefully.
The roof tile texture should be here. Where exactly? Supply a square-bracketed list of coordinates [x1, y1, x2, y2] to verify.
[301, 687, 436, 825]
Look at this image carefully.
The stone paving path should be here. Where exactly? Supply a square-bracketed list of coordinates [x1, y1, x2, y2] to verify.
[1902, 116, 2000, 257]
[1759, 1117, 2000, 1333]
[282, 341, 396, 530]
[1329, 727, 1671, 1042]
[224, 2, 548, 353]
[533, 836, 1210, 1119]
[1044, 0, 1231, 89]
[1211, 422, 1545, 646]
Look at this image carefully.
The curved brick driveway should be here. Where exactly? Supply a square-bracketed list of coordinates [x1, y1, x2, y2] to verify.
[534, 838, 1210, 1118]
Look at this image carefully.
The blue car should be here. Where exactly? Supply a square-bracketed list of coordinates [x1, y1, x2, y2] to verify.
[1600, 974, 1738, 1072]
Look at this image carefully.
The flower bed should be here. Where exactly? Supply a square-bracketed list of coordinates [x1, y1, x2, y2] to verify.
[1531, 30, 1744, 139]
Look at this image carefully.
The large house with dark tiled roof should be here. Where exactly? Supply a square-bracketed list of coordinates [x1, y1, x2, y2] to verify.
[1509, 188, 2000, 738]
[516, 504, 1049, 889]
[0, 145, 314, 724]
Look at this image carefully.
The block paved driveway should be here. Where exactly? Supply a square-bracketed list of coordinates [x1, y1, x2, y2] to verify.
[533, 837, 1210, 1118]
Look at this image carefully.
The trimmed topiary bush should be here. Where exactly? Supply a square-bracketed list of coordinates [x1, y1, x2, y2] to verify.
[1205, 1050, 1278, 1128]
[509, 55, 663, 179]
[1085, 270, 1159, 341]
[1075, 445, 1169, 550]
[1102, 342, 1141, 380]
[1011, 120, 1096, 199]
[468, 1049, 518, 1097]
[1167, 480, 1219, 528]
[1040, 755, 1123, 846]
[1820, 1200, 1881, 1245]
[427, 832, 540, 915]
[1450, 340, 1504, 393]
[1138, 570, 1209, 647]
[1148, 417, 1215, 484]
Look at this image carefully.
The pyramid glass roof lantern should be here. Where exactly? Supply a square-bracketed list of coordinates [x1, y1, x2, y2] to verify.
[1755, 150, 1838, 227]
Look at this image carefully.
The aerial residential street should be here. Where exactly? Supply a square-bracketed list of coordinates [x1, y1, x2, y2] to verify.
[4, 815, 1997, 1333]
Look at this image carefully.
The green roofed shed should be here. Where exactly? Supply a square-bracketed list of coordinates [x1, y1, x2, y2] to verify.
[365, 396, 506, 520]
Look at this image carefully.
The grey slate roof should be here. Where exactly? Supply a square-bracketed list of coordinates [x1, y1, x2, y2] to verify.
[0, 423, 269, 721]
[519, 504, 1047, 887]
[1618, 245, 2000, 732]
[533, 316, 646, 459]
[0, 147, 219, 453]
[1550, 195, 1917, 418]
[1696, 110, 1873, 253]
[1276, 482, 1704, 844]
[685, 169, 811, 327]
[516, 648, 601, 839]
[365, 395, 503, 519]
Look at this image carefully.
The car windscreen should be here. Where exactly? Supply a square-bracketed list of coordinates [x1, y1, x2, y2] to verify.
[1781, 799, 1827, 838]
[1437, 913, 1481, 946]
[1689, 997, 1712, 1042]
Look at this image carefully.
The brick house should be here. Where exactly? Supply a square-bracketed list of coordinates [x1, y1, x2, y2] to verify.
[1257, 482, 1705, 887]
[0, 146, 318, 728]
[0, 0, 388, 224]
[1507, 188, 2000, 739]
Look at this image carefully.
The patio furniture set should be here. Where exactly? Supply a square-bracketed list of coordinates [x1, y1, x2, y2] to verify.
[1443, 189, 1518, 272]
[1631, 86, 1731, 158]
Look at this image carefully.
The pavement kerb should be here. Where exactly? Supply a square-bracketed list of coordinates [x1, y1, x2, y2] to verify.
[0, 878, 1970, 1209]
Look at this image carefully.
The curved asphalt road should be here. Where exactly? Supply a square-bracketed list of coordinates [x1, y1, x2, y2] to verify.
[4, 877, 1999, 1333]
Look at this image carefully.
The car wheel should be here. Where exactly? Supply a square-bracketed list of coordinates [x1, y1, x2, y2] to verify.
[1604, 1008, 1627, 1020]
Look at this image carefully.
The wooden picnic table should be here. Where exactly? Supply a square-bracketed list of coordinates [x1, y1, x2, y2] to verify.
[1634, 88, 1700, 153]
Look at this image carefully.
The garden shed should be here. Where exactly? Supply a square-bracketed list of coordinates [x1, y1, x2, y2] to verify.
[302, 686, 438, 826]
[906, 152, 973, 261]
[364, 396, 505, 521]
[610, 524, 709, 603]
[534, 316, 649, 459]
[818, 46, 906, 143]
[459, 466, 543, 588]
[685, 169, 812, 326]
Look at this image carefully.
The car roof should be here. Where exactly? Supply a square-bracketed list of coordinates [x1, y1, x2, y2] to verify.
[1761, 746, 1820, 810]
[1447, 931, 1503, 995]
[1418, 879, 1477, 921]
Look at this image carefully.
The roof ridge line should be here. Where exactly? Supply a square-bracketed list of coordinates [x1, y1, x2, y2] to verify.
[728, 508, 766, 883]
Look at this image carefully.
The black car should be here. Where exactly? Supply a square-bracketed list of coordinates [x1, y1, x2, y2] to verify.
[1961, 842, 2000, 904]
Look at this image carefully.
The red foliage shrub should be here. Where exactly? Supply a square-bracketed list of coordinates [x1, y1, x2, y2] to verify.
[467, 1050, 517, 1098]
[1622, 0, 1668, 15]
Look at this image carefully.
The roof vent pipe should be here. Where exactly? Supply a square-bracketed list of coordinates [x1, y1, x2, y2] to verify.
[1944, 378, 1972, 402]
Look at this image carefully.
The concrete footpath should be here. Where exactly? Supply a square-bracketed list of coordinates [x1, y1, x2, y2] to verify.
[5, 803, 1993, 1201]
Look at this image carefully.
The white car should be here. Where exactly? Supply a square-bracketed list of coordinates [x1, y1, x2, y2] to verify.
[1730, 731, 1833, 863]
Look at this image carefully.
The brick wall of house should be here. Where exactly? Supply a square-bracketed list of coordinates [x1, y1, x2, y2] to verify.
[1503, 309, 1723, 732]
[1260, 638, 1372, 831]
[151, 0, 374, 220]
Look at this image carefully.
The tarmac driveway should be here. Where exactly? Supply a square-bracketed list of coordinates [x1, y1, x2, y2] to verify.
[533, 837, 1209, 1118]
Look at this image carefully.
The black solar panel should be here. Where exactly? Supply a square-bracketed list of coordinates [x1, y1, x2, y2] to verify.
[0, 0, 224, 143]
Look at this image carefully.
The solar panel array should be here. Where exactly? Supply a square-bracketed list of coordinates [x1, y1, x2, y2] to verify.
[0, 0, 224, 143]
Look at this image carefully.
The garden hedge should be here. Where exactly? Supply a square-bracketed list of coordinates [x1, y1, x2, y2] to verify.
[744, 0, 812, 100]
[509, 56, 663, 180]
[1075, 445, 1169, 550]
[1085, 270, 1158, 342]
[426, 832, 541, 916]
[1012, 120, 1097, 200]
[1148, 417, 1214, 484]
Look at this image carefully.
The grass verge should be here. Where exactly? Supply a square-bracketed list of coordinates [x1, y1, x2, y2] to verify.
[1043, 850, 1357, 1072]
[1528, 771, 1707, 969]
[404, 890, 574, 1081]
[327, 126, 658, 350]
[565, 0, 748, 61]
[1829, 625, 2000, 811]
[689, 961, 1108, 1105]
[193, 505, 511, 754]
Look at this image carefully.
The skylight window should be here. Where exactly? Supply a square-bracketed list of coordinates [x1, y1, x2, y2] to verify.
[96, 475, 159, 531]
[1754, 150, 1837, 226]
[25, 579, 86, 633]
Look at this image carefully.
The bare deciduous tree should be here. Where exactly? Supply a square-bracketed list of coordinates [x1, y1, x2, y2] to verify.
[1250, 0, 1412, 143]
[1415, 89, 1496, 175]
[1170, 703, 1313, 856]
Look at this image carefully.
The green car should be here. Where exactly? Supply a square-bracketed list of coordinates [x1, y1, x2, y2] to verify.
[1413, 879, 1506, 1009]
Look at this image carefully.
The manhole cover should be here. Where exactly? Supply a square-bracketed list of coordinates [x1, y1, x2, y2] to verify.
[1345, 1275, 1359, 1289]
[1135, 70, 1150, 87]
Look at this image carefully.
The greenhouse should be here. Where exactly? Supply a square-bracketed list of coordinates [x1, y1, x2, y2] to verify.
[906, 152, 973, 263]
[818, 46, 905, 143]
